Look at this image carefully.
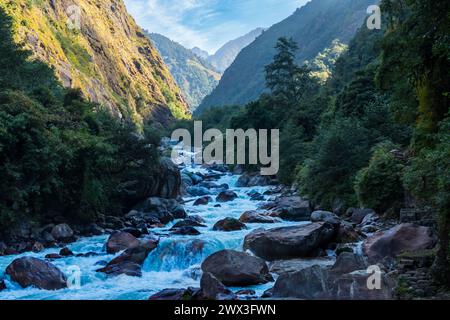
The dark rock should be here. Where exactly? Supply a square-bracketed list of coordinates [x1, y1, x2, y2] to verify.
[59, 247, 74, 257]
[193, 196, 213, 206]
[0, 242, 7, 255]
[347, 208, 376, 224]
[263, 196, 311, 221]
[336, 222, 362, 243]
[51, 223, 74, 242]
[239, 211, 278, 224]
[213, 218, 246, 231]
[6, 257, 67, 290]
[154, 157, 182, 198]
[244, 222, 337, 260]
[131, 197, 186, 225]
[105, 231, 140, 254]
[76, 252, 99, 258]
[364, 223, 436, 262]
[310, 211, 341, 226]
[87, 223, 104, 235]
[214, 204, 221, 208]
[45, 253, 63, 259]
[0, 278, 6, 291]
[250, 193, 265, 201]
[333, 270, 394, 300]
[186, 215, 206, 224]
[172, 219, 206, 228]
[261, 288, 273, 298]
[216, 190, 238, 202]
[187, 186, 211, 196]
[94, 260, 108, 266]
[236, 173, 271, 187]
[201, 250, 273, 286]
[200, 272, 236, 300]
[121, 227, 144, 238]
[235, 289, 256, 296]
[171, 226, 201, 235]
[330, 253, 366, 275]
[97, 261, 142, 277]
[31, 241, 45, 253]
[149, 287, 201, 300]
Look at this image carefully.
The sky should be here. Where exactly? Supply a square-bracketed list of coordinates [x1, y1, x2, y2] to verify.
[124, 0, 309, 54]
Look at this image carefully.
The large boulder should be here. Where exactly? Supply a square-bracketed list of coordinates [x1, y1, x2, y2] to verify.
[131, 197, 186, 225]
[171, 226, 201, 235]
[213, 218, 246, 231]
[200, 272, 236, 300]
[239, 211, 279, 224]
[243, 222, 337, 260]
[51, 224, 74, 242]
[216, 191, 238, 202]
[364, 223, 436, 262]
[333, 270, 395, 300]
[262, 196, 311, 221]
[98, 236, 159, 277]
[330, 252, 367, 275]
[310, 211, 341, 226]
[154, 157, 182, 198]
[105, 231, 140, 254]
[187, 186, 211, 197]
[193, 196, 212, 206]
[201, 250, 273, 286]
[6, 257, 67, 290]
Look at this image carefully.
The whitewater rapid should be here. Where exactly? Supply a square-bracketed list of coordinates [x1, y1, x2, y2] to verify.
[0, 167, 302, 300]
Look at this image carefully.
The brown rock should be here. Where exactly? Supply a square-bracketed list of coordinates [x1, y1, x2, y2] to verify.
[105, 231, 140, 254]
[213, 218, 246, 231]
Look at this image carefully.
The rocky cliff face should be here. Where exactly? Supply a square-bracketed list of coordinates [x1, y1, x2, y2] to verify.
[1, 0, 189, 127]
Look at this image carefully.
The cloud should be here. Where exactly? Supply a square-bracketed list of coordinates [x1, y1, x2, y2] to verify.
[124, 0, 308, 53]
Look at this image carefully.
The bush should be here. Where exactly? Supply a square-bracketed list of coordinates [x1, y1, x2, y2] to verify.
[354, 142, 405, 213]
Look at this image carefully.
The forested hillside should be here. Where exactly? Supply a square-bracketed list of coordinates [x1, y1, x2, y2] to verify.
[197, 0, 450, 285]
[197, 0, 374, 112]
[148, 33, 221, 111]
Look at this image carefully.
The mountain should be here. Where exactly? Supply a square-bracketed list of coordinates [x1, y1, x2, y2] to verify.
[191, 47, 210, 60]
[197, 0, 374, 113]
[209, 28, 265, 72]
[0, 0, 189, 127]
[148, 33, 221, 111]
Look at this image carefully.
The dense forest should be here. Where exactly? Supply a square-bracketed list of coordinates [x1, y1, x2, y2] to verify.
[0, 9, 163, 235]
[196, 0, 450, 285]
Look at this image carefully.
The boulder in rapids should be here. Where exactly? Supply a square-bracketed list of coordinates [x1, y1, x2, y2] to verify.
[6, 257, 67, 290]
[213, 218, 247, 231]
[105, 231, 140, 254]
[193, 196, 213, 206]
[171, 226, 201, 235]
[51, 223, 74, 242]
[216, 190, 238, 202]
[201, 250, 273, 286]
[243, 222, 337, 260]
[236, 173, 271, 187]
[239, 211, 279, 224]
[149, 287, 201, 300]
[200, 272, 236, 300]
[171, 219, 206, 228]
[262, 196, 311, 221]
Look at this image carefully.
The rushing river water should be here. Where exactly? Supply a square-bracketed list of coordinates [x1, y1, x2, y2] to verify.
[0, 166, 305, 300]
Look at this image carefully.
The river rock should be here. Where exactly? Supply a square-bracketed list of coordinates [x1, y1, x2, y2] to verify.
[172, 219, 206, 228]
[132, 197, 186, 225]
[236, 173, 271, 187]
[193, 196, 213, 206]
[347, 208, 375, 224]
[51, 223, 74, 242]
[239, 211, 278, 224]
[6, 257, 67, 290]
[310, 211, 341, 226]
[105, 231, 140, 254]
[31, 241, 45, 253]
[213, 218, 246, 231]
[364, 223, 436, 262]
[268, 257, 335, 275]
[45, 253, 63, 259]
[0, 242, 7, 255]
[149, 287, 201, 300]
[59, 247, 74, 257]
[200, 272, 236, 300]
[262, 196, 311, 221]
[216, 191, 238, 202]
[336, 222, 362, 243]
[243, 222, 337, 260]
[153, 157, 181, 198]
[171, 226, 201, 235]
[330, 252, 366, 275]
[98, 236, 159, 277]
[201, 250, 273, 286]
[0, 278, 6, 291]
[187, 186, 211, 196]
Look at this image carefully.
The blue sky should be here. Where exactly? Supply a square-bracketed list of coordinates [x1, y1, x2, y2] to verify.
[124, 0, 309, 54]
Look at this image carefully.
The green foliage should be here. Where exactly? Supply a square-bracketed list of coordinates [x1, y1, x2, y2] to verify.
[355, 142, 405, 213]
[0, 9, 160, 232]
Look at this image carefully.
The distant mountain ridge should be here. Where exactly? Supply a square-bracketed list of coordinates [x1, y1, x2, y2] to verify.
[208, 28, 265, 72]
[148, 33, 221, 111]
[197, 0, 375, 113]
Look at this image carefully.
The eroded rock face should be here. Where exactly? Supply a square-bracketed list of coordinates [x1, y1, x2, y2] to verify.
[243, 222, 337, 260]
[213, 218, 246, 231]
[6, 257, 67, 290]
[200, 272, 236, 300]
[201, 250, 273, 286]
[105, 231, 140, 254]
[364, 223, 436, 262]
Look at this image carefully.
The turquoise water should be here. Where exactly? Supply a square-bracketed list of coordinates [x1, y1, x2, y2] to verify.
[0, 167, 302, 300]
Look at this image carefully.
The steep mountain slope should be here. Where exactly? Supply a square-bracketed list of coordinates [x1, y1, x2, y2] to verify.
[209, 28, 265, 72]
[148, 33, 221, 111]
[0, 0, 189, 127]
[197, 0, 374, 113]
[191, 47, 210, 60]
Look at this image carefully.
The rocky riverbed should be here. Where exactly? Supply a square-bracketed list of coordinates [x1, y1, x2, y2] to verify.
[0, 163, 440, 300]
